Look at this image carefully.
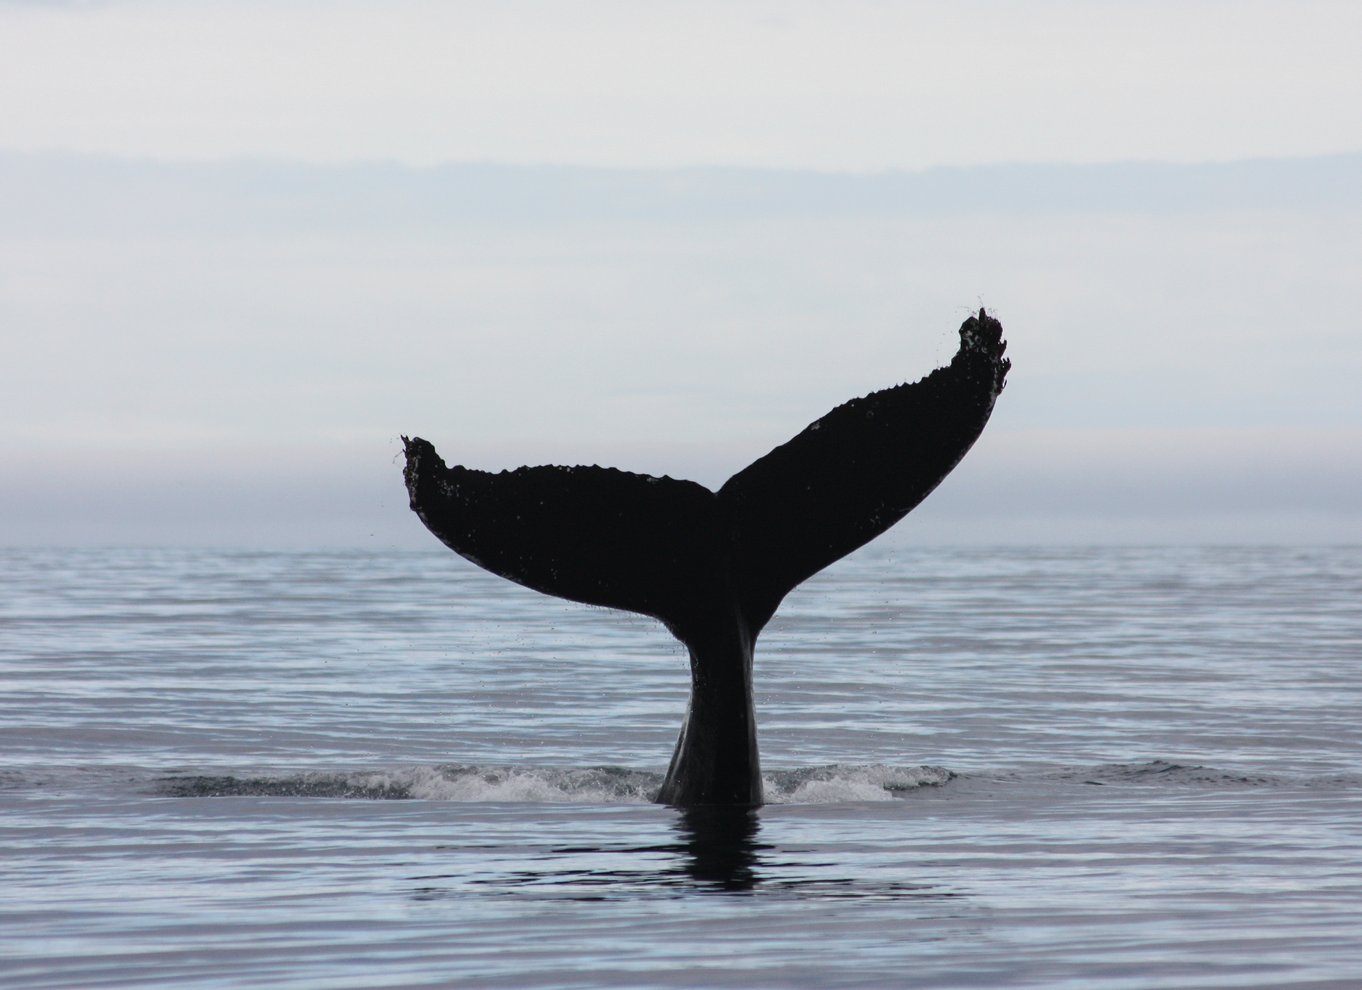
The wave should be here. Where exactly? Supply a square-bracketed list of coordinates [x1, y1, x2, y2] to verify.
[152, 763, 956, 804]
[0, 759, 1322, 804]
[1039, 759, 1340, 788]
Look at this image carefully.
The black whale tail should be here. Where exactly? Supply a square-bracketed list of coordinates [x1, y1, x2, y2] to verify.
[403, 309, 1009, 807]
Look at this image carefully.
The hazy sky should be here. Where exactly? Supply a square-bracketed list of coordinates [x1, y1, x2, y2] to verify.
[5, 0, 1362, 168]
[2, 1, 1360, 546]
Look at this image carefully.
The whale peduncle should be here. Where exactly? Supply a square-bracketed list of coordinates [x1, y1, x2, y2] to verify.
[658, 612, 762, 806]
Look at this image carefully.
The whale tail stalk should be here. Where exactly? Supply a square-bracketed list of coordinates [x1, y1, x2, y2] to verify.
[402, 309, 1009, 806]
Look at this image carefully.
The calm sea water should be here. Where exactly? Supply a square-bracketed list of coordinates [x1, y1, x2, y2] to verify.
[3, 545, 1360, 988]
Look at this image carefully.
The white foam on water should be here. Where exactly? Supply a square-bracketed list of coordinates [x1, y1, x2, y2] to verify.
[404, 765, 659, 803]
[765, 764, 955, 804]
[151, 763, 958, 805]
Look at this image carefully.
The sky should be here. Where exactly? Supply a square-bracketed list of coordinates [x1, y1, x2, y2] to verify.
[2, 0, 1360, 547]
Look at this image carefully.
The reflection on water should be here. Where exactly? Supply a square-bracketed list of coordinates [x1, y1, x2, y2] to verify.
[672, 806, 766, 892]
[424, 808, 771, 899]
[407, 805, 957, 905]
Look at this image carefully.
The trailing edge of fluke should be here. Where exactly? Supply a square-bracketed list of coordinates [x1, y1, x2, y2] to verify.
[402, 308, 1009, 807]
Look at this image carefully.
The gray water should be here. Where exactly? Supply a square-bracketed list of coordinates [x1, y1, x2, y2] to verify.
[3, 545, 1360, 988]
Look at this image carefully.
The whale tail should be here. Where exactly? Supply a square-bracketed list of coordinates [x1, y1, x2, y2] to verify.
[402, 309, 1009, 805]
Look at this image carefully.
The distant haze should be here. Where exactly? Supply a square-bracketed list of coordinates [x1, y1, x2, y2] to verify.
[3, 153, 1359, 547]
[2, 2, 1359, 547]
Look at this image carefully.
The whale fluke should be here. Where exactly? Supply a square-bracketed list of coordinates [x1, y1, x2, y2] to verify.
[403, 309, 1009, 806]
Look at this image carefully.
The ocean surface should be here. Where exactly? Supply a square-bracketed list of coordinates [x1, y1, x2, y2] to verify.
[3, 544, 1360, 988]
